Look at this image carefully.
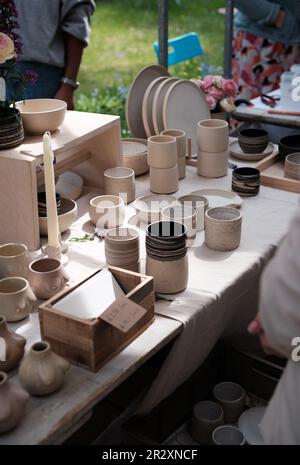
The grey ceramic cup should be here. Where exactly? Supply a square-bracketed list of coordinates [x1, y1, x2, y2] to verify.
[213, 381, 246, 423]
[28, 258, 69, 300]
[212, 425, 246, 445]
[0, 243, 28, 279]
[189, 400, 224, 445]
[205, 207, 242, 251]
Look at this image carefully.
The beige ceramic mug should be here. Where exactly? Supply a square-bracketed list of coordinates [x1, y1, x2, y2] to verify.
[104, 167, 135, 204]
[0, 277, 36, 322]
[197, 119, 229, 153]
[0, 243, 28, 279]
[197, 149, 228, 178]
[147, 135, 177, 169]
[205, 207, 242, 252]
[28, 258, 69, 300]
[89, 195, 125, 228]
[161, 129, 187, 159]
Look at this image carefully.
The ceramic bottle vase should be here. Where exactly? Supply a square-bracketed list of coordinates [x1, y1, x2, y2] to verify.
[19, 341, 70, 396]
[0, 316, 26, 372]
[0, 371, 29, 434]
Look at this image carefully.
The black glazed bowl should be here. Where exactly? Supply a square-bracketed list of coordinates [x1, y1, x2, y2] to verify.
[238, 128, 269, 154]
[232, 167, 261, 197]
[279, 134, 300, 158]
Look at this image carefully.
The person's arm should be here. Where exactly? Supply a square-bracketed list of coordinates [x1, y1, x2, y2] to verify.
[235, 0, 282, 27]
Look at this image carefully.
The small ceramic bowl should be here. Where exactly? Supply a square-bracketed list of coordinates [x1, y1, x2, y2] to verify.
[279, 134, 300, 157]
[213, 381, 246, 423]
[238, 128, 269, 154]
[189, 401, 224, 445]
[15, 99, 67, 135]
[232, 167, 260, 197]
[205, 207, 242, 251]
[212, 425, 246, 445]
[161, 205, 197, 241]
[284, 152, 300, 180]
[134, 194, 179, 224]
[39, 198, 77, 236]
[89, 195, 125, 228]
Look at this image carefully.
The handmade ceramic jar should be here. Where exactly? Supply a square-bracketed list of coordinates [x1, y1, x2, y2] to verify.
[178, 194, 209, 231]
[205, 207, 242, 251]
[28, 258, 69, 300]
[104, 167, 135, 204]
[105, 227, 140, 272]
[232, 167, 260, 197]
[197, 149, 228, 178]
[0, 316, 26, 372]
[0, 277, 36, 322]
[89, 195, 125, 228]
[147, 135, 177, 168]
[197, 119, 229, 153]
[238, 128, 269, 154]
[0, 371, 29, 433]
[213, 381, 246, 423]
[19, 341, 70, 396]
[149, 166, 179, 194]
[0, 243, 28, 279]
[284, 153, 300, 180]
[212, 425, 246, 445]
[189, 401, 224, 445]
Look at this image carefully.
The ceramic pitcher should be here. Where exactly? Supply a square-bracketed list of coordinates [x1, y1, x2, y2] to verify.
[0, 243, 28, 279]
[0, 277, 36, 322]
[0, 371, 29, 434]
[0, 315, 26, 372]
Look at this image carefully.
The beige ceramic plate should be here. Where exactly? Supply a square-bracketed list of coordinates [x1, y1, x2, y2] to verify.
[190, 188, 242, 208]
[126, 65, 170, 138]
[134, 194, 179, 223]
[142, 76, 169, 137]
[152, 77, 180, 135]
[163, 80, 210, 154]
[230, 140, 275, 161]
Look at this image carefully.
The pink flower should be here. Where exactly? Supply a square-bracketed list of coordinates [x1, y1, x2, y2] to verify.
[0, 32, 16, 64]
[206, 94, 217, 110]
[213, 75, 225, 89]
[201, 75, 214, 90]
[208, 87, 224, 101]
[222, 79, 238, 98]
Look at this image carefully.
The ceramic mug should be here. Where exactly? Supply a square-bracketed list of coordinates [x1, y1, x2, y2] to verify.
[213, 381, 246, 423]
[147, 135, 177, 169]
[284, 152, 300, 180]
[150, 166, 179, 194]
[0, 277, 36, 322]
[197, 119, 229, 153]
[89, 195, 125, 228]
[232, 167, 260, 197]
[104, 167, 135, 204]
[205, 207, 242, 251]
[161, 129, 187, 159]
[197, 149, 228, 178]
[28, 258, 69, 300]
[189, 401, 224, 445]
[146, 254, 188, 294]
[212, 425, 246, 445]
[0, 243, 28, 279]
[178, 194, 209, 231]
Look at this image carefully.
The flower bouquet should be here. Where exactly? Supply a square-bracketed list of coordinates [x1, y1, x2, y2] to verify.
[192, 75, 238, 117]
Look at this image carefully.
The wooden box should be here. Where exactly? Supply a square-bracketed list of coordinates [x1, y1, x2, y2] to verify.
[39, 266, 155, 372]
[256, 150, 300, 193]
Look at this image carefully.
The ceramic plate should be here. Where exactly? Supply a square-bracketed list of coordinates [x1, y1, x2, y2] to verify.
[126, 65, 170, 138]
[163, 80, 210, 154]
[230, 140, 275, 161]
[190, 188, 242, 208]
[142, 77, 169, 137]
[152, 77, 180, 135]
[134, 194, 179, 223]
[238, 407, 266, 445]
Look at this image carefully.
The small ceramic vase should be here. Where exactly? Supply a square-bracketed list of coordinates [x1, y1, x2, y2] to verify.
[0, 371, 29, 434]
[0, 277, 36, 322]
[0, 315, 26, 372]
[19, 341, 70, 396]
[28, 258, 69, 300]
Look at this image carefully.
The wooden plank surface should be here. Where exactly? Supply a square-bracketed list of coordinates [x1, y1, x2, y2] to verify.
[234, 105, 300, 128]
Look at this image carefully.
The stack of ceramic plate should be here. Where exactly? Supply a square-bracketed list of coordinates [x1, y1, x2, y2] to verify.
[105, 227, 140, 272]
[126, 65, 210, 155]
[37, 192, 61, 217]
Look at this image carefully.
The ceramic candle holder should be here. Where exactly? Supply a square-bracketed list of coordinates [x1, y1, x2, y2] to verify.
[28, 258, 69, 300]
[232, 167, 260, 197]
[105, 227, 140, 272]
[284, 152, 300, 180]
[0, 243, 28, 279]
[238, 128, 269, 154]
[89, 195, 125, 228]
[212, 425, 246, 445]
[213, 381, 246, 423]
[205, 207, 242, 251]
[150, 166, 179, 194]
[147, 135, 177, 168]
[104, 167, 135, 204]
[0, 277, 36, 322]
[197, 149, 228, 178]
[178, 194, 209, 231]
[197, 119, 229, 153]
[161, 205, 197, 241]
[189, 401, 224, 445]
[161, 129, 187, 159]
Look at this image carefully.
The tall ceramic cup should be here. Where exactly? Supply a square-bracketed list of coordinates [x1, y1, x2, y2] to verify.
[0, 277, 36, 322]
[147, 135, 177, 168]
[161, 129, 187, 158]
[0, 243, 28, 279]
[28, 258, 69, 300]
[197, 119, 229, 153]
[104, 167, 135, 204]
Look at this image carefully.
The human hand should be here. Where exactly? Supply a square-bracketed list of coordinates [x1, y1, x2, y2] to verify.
[248, 313, 284, 357]
[275, 8, 285, 29]
[54, 84, 75, 110]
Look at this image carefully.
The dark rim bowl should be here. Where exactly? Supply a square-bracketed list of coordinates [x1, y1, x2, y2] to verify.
[233, 167, 260, 179]
[239, 128, 269, 140]
[279, 134, 300, 156]
[147, 221, 187, 239]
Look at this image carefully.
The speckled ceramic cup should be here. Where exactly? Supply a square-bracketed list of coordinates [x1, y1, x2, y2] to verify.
[205, 207, 242, 251]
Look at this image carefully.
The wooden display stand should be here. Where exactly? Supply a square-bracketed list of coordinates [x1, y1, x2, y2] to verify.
[0, 111, 122, 250]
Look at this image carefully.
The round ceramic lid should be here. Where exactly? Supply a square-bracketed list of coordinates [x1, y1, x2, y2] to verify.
[152, 77, 179, 135]
[142, 76, 169, 137]
[121, 138, 147, 157]
[125, 65, 170, 138]
[163, 80, 210, 154]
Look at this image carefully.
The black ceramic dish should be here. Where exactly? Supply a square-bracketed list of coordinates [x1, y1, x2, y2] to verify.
[0, 107, 24, 149]
[232, 167, 260, 197]
[279, 134, 300, 158]
[238, 128, 269, 154]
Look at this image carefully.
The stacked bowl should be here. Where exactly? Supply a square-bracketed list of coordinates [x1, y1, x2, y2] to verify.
[197, 119, 229, 178]
[105, 227, 140, 272]
[147, 135, 179, 194]
[145, 221, 188, 294]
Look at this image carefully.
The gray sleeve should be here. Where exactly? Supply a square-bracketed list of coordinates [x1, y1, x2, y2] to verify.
[61, 0, 96, 46]
[260, 208, 300, 358]
[235, 0, 280, 26]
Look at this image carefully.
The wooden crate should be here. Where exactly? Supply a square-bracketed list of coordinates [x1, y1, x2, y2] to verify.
[255, 150, 300, 193]
[39, 266, 155, 372]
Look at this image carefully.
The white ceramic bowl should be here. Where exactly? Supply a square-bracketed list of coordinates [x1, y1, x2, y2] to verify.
[15, 99, 67, 135]
[39, 198, 77, 235]
[89, 195, 125, 228]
